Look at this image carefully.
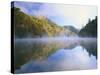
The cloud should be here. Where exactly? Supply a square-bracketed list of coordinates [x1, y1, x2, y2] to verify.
[14, 2, 97, 29]
[31, 4, 59, 17]
[53, 4, 97, 29]
[14, 1, 43, 15]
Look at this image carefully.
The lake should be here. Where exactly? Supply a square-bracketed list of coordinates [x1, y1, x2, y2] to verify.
[14, 37, 97, 73]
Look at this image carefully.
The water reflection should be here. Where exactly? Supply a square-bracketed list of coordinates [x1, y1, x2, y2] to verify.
[14, 37, 97, 73]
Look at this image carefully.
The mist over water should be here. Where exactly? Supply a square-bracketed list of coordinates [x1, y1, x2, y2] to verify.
[14, 37, 97, 73]
[15, 37, 97, 43]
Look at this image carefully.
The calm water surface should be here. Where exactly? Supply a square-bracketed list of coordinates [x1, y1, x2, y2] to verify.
[14, 37, 97, 73]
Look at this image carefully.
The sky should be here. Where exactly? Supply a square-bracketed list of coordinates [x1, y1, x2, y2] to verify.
[14, 1, 97, 29]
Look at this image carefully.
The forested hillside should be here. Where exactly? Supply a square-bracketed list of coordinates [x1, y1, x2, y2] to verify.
[12, 7, 77, 38]
[79, 17, 97, 37]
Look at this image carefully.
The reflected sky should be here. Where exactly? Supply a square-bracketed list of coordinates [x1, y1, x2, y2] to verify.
[15, 46, 97, 73]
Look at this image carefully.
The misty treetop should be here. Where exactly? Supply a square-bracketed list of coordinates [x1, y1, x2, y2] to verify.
[79, 16, 97, 37]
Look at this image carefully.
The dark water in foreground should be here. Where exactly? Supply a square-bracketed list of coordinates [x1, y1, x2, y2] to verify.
[14, 37, 97, 73]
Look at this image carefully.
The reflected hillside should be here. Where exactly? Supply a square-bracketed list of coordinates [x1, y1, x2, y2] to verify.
[14, 37, 97, 70]
[15, 43, 97, 73]
[14, 37, 79, 69]
[80, 38, 97, 58]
